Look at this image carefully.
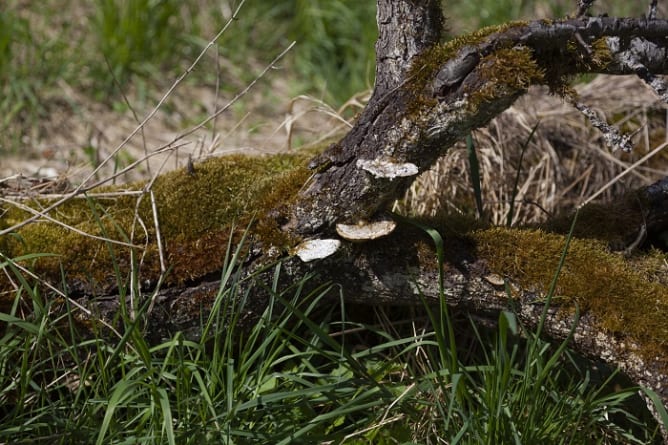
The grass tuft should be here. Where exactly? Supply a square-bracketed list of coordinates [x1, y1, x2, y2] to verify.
[91, 0, 185, 88]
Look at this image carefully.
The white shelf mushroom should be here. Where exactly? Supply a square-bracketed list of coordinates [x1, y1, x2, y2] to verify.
[294, 239, 341, 262]
[335, 218, 397, 242]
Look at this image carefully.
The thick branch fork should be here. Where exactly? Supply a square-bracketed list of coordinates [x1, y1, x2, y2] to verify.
[291, 16, 668, 236]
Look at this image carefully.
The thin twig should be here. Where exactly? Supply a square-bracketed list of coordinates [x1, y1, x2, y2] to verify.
[80, 0, 248, 190]
[0, 1, 247, 237]
[126, 150, 175, 317]
[579, 140, 668, 207]
[84, 142, 191, 192]
[648, 0, 658, 20]
[104, 54, 151, 179]
[0, 252, 124, 340]
[167, 41, 297, 144]
[0, 197, 141, 249]
[6, 190, 145, 201]
[621, 57, 668, 104]
[623, 223, 647, 256]
[0, 39, 294, 240]
[150, 189, 166, 274]
[575, 0, 596, 18]
[571, 100, 635, 152]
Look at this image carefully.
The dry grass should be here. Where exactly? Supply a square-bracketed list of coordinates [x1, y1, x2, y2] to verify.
[0, 77, 350, 185]
[401, 75, 668, 225]
[3, 73, 667, 233]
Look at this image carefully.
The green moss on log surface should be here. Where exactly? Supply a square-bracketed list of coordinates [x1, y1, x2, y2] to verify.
[474, 227, 668, 365]
[407, 21, 530, 100]
[0, 152, 312, 293]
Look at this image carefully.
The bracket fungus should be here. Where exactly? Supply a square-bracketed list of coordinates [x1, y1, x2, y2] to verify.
[294, 239, 341, 262]
[335, 218, 397, 242]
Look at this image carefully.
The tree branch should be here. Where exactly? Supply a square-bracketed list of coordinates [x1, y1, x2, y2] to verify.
[76, 175, 668, 420]
[373, 0, 443, 96]
[292, 16, 668, 235]
[3, 2, 668, 437]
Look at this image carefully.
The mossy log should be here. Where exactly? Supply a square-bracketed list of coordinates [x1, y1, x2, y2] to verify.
[2, 0, 668, 434]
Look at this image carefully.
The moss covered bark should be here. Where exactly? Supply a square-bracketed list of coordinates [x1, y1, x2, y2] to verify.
[1, 152, 312, 297]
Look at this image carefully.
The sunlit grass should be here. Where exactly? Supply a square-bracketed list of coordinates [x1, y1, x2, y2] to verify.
[0, 220, 664, 444]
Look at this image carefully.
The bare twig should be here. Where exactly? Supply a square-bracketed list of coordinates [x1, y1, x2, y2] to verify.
[571, 100, 635, 152]
[580, 141, 668, 207]
[573, 31, 593, 57]
[622, 57, 668, 104]
[575, 0, 596, 18]
[82, 0, 248, 189]
[150, 189, 166, 275]
[0, 197, 141, 249]
[168, 42, 296, 145]
[66, 41, 296, 193]
[0, 1, 247, 237]
[104, 54, 151, 179]
[282, 95, 355, 150]
[623, 223, 647, 256]
[648, 0, 659, 20]
[0, 251, 124, 340]
[1, 190, 145, 201]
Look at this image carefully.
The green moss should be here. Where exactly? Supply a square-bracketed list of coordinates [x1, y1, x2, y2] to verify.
[406, 20, 614, 116]
[474, 227, 668, 364]
[585, 37, 613, 72]
[1, 152, 312, 291]
[405, 21, 531, 110]
[468, 46, 545, 109]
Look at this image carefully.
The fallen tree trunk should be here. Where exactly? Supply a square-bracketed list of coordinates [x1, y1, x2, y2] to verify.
[1, 0, 668, 434]
[77, 175, 668, 417]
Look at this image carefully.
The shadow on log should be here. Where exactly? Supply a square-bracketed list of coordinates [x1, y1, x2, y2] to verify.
[1, 0, 668, 438]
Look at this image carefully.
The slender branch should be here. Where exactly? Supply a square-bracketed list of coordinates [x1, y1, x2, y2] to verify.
[571, 100, 635, 152]
[648, 0, 659, 20]
[625, 59, 668, 104]
[575, 0, 596, 18]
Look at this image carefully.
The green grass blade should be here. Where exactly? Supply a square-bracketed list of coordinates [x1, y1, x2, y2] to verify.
[155, 387, 176, 445]
[507, 120, 540, 227]
[536, 208, 580, 338]
[96, 381, 139, 445]
[466, 133, 484, 219]
[640, 387, 668, 433]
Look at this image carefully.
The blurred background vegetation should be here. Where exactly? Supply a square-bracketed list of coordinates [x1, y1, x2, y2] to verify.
[0, 0, 655, 157]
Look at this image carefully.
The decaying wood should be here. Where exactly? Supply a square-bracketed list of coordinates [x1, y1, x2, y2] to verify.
[2, 0, 668, 437]
[285, 1, 668, 432]
[292, 14, 668, 235]
[73, 174, 668, 429]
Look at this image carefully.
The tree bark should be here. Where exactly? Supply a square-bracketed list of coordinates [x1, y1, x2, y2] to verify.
[291, 14, 668, 235]
[75, 176, 668, 425]
[374, 0, 443, 95]
[2, 0, 668, 438]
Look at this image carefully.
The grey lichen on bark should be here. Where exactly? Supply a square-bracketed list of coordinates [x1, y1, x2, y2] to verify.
[374, 0, 443, 95]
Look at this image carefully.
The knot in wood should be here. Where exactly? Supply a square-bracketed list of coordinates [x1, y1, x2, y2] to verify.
[432, 46, 480, 96]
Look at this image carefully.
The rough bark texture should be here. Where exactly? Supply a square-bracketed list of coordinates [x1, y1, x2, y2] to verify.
[69, 176, 668, 416]
[374, 0, 443, 95]
[292, 15, 668, 236]
[2, 0, 668, 439]
[285, 7, 668, 436]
